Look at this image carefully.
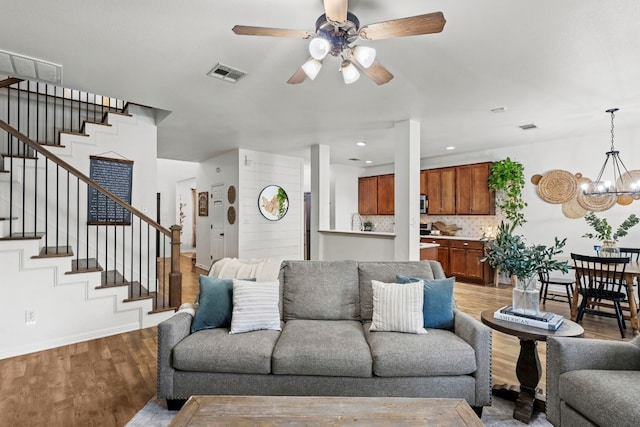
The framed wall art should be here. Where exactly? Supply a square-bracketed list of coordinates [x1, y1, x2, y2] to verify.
[258, 185, 289, 221]
[198, 191, 209, 216]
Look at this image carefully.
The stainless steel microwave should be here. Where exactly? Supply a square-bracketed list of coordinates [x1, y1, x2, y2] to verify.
[420, 194, 428, 214]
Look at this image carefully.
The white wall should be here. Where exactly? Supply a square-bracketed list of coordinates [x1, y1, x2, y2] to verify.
[330, 164, 362, 231]
[238, 149, 304, 261]
[156, 158, 200, 243]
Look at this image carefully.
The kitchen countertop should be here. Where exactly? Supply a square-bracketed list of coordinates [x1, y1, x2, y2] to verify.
[318, 229, 395, 238]
[420, 235, 487, 241]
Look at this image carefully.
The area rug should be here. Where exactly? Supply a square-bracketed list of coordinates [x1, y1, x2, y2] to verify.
[126, 395, 551, 426]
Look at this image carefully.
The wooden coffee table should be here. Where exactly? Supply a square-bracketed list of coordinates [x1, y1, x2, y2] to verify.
[481, 309, 584, 424]
[169, 395, 483, 426]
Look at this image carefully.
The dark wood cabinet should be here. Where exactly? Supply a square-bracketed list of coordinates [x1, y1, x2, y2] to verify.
[455, 163, 495, 215]
[422, 237, 451, 276]
[377, 174, 394, 215]
[426, 167, 456, 215]
[449, 239, 492, 284]
[420, 170, 428, 195]
[358, 176, 378, 215]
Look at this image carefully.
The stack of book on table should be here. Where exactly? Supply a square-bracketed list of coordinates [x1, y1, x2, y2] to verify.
[494, 305, 564, 330]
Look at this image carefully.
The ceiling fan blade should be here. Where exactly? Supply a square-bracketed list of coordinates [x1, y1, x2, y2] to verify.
[323, 0, 348, 23]
[359, 12, 446, 40]
[232, 25, 313, 39]
[353, 59, 394, 85]
[287, 67, 308, 85]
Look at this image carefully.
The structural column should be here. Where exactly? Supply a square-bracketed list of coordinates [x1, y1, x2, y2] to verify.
[394, 120, 421, 261]
[310, 144, 330, 260]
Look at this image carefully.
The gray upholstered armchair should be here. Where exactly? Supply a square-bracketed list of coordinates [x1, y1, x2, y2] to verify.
[546, 335, 640, 426]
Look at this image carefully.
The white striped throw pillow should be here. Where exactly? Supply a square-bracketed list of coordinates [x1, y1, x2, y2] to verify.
[230, 279, 281, 334]
[369, 280, 427, 334]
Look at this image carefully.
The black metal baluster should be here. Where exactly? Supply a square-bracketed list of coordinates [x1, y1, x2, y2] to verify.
[147, 223, 150, 299]
[66, 171, 70, 254]
[77, 177, 80, 270]
[55, 164, 59, 249]
[44, 158, 48, 247]
[33, 147, 37, 238]
[139, 216, 142, 296]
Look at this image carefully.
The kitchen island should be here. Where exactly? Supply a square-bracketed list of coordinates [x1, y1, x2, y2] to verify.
[318, 230, 439, 262]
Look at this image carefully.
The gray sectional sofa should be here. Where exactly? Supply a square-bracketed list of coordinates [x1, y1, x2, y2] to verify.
[157, 260, 492, 413]
[546, 335, 640, 426]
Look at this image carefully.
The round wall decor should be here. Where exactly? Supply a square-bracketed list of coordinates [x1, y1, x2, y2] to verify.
[227, 185, 236, 204]
[227, 206, 236, 224]
[258, 185, 289, 221]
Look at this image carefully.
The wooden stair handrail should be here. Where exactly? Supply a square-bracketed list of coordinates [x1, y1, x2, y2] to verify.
[0, 118, 172, 238]
[0, 77, 23, 88]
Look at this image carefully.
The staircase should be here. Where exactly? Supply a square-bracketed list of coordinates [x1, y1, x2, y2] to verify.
[0, 77, 181, 359]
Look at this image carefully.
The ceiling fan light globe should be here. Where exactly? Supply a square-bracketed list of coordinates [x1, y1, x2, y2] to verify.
[353, 45, 376, 68]
[309, 37, 331, 60]
[301, 59, 322, 80]
[341, 61, 360, 84]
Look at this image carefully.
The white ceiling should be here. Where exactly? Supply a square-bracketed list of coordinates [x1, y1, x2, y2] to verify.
[2, 0, 640, 167]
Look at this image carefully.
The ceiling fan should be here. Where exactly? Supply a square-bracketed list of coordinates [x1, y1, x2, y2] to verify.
[232, 0, 446, 85]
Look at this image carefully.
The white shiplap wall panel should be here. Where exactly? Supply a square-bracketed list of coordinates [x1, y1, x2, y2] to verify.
[238, 149, 304, 261]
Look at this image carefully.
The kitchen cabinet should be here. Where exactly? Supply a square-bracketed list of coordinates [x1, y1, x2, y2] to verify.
[420, 170, 428, 195]
[425, 167, 456, 215]
[358, 176, 378, 215]
[455, 163, 495, 215]
[449, 240, 492, 285]
[377, 174, 394, 215]
[421, 237, 493, 285]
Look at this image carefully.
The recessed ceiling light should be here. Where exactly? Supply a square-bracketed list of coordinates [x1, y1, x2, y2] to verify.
[519, 123, 537, 130]
[446, 146, 456, 150]
[365, 160, 373, 164]
[356, 141, 366, 147]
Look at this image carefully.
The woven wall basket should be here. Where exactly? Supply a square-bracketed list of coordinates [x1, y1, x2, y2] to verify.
[576, 175, 617, 212]
[536, 170, 578, 204]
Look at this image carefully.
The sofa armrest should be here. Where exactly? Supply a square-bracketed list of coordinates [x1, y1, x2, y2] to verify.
[157, 312, 192, 399]
[453, 308, 492, 406]
[546, 335, 640, 425]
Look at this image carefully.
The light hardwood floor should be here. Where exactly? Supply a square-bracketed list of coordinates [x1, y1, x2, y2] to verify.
[0, 255, 630, 427]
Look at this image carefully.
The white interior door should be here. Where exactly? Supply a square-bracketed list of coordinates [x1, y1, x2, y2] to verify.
[210, 184, 225, 262]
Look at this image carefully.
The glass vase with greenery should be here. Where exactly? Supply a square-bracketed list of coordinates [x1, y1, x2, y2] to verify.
[582, 212, 639, 257]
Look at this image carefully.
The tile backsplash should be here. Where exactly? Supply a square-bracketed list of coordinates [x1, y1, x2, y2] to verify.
[360, 214, 499, 238]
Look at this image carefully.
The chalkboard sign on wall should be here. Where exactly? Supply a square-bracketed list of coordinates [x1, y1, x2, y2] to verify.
[88, 156, 134, 224]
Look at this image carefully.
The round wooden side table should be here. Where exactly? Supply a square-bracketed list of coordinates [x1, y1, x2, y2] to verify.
[480, 309, 584, 424]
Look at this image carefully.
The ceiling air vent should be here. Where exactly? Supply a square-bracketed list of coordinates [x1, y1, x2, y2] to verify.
[0, 49, 63, 85]
[518, 123, 538, 130]
[207, 63, 247, 83]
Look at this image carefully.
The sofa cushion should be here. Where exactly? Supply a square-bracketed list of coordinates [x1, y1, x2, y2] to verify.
[369, 280, 426, 334]
[559, 369, 640, 427]
[191, 276, 234, 333]
[173, 327, 281, 374]
[230, 279, 281, 334]
[359, 261, 439, 321]
[272, 319, 372, 377]
[281, 260, 359, 321]
[364, 322, 477, 377]
[396, 275, 455, 329]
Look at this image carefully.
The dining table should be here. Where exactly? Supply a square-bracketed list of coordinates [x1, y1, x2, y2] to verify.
[557, 257, 640, 336]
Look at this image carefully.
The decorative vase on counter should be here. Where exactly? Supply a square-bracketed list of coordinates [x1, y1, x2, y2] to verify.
[600, 240, 620, 257]
[512, 276, 540, 315]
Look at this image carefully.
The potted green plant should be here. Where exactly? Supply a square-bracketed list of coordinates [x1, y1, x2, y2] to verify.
[483, 222, 569, 314]
[362, 221, 373, 232]
[487, 157, 527, 227]
[582, 212, 639, 256]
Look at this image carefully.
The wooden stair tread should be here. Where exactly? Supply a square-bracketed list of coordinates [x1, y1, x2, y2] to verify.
[0, 232, 45, 240]
[149, 306, 177, 315]
[37, 141, 65, 148]
[32, 246, 74, 258]
[0, 217, 18, 221]
[68, 258, 103, 274]
[80, 121, 112, 133]
[0, 153, 38, 160]
[58, 130, 89, 138]
[96, 270, 128, 288]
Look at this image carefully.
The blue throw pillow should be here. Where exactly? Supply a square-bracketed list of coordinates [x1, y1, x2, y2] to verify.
[191, 275, 234, 333]
[396, 274, 455, 329]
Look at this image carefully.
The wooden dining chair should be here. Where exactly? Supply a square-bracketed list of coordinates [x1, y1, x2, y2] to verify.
[618, 247, 640, 305]
[570, 253, 629, 338]
[538, 271, 574, 310]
